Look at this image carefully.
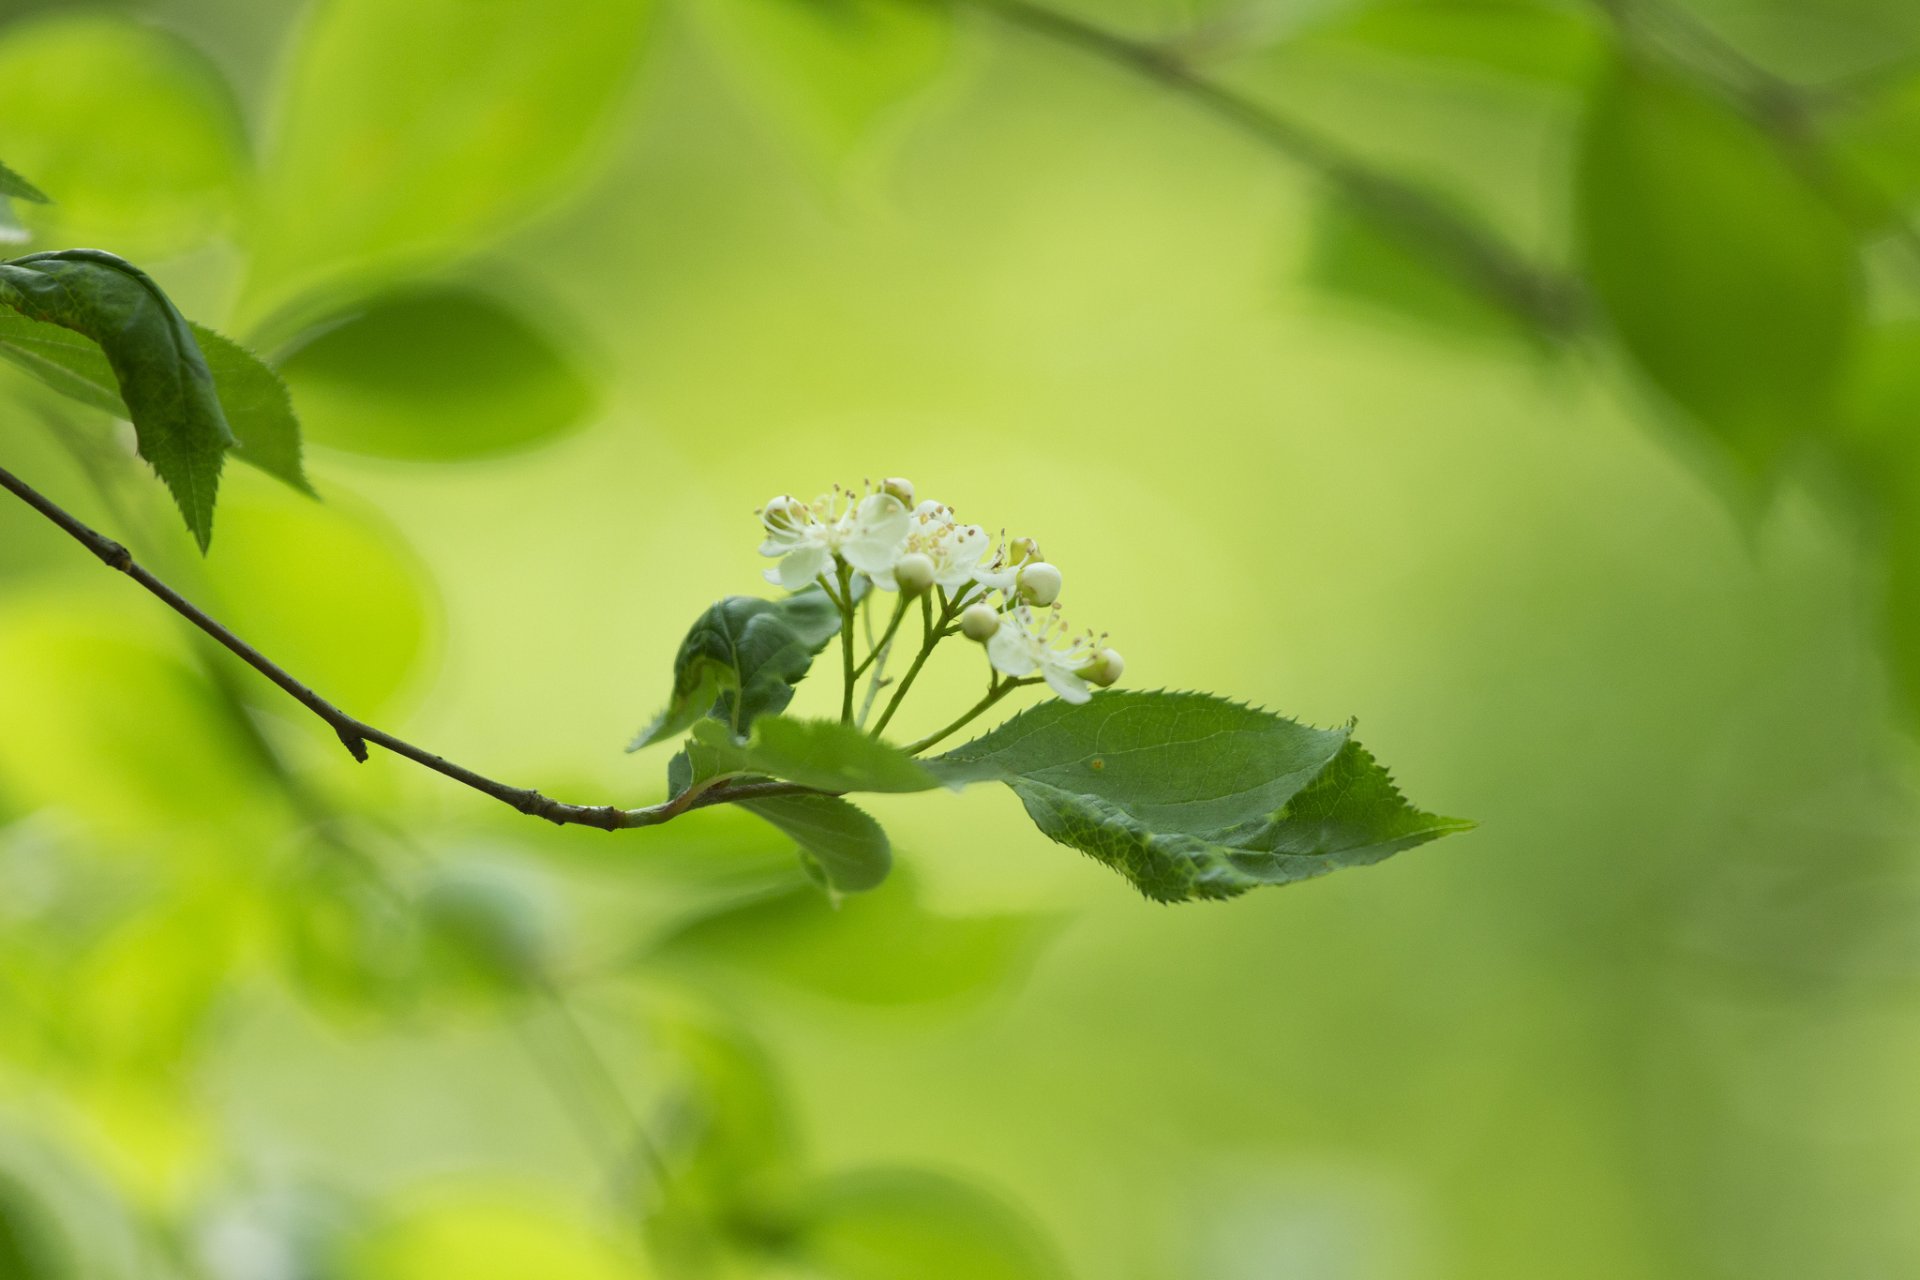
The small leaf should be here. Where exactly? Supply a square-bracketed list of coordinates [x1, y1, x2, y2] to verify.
[0, 250, 232, 548]
[738, 793, 891, 893]
[652, 867, 1049, 1005]
[1575, 56, 1863, 475]
[687, 717, 938, 795]
[0, 159, 50, 204]
[0, 311, 311, 495]
[276, 286, 593, 462]
[632, 591, 843, 750]
[931, 691, 1469, 903]
[798, 1169, 1066, 1280]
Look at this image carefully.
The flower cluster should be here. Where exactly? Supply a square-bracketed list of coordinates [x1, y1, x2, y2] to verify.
[757, 479, 1123, 705]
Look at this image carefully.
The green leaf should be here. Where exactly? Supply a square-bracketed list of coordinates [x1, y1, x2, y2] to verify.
[249, 0, 655, 307]
[652, 867, 1049, 1005]
[0, 159, 49, 204]
[687, 717, 938, 795]
[1303, 0, 1604, 90]
[276, 286, 594, 462]
[632, 591, 843, 750]
[738, 793, 892, 893]
[798, 1169, 1065, 1280]
[1575, 56, 1863, 475]
[0, 310, 311, 495]
[0, 1175, 71, 1280]
[699, 0, 951, 164]
[0, 15, 247, 257]
[930, 691, 1469, 903]
[0, 250, 233, 548]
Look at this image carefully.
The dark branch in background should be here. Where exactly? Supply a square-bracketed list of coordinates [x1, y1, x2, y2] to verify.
[949, 0, 1587, 339]
[0, 462, 824, 831]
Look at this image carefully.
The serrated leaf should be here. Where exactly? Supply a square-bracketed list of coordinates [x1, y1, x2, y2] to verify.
[1576, 56, 1863, 476]
[277, 285, 593, 462]
[931, 691, 1469, 903]
[632, 591, 843, 750]
[688, 717, 938, 794]
[652, 867, 1048, 1006]
[738, 793, 891, 893]
[0, 159, 49, 204]
[0, 250, 232, 548]
[0, 309, 309, 495]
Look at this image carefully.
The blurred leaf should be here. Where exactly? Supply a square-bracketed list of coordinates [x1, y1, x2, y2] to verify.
[250, 0, 655, 304]
[798, 1169, 1064, 1280]
[686, 717, 938, 794]
[1304, 192, 1532, 340]
[199, 487, 430, 714]
[277, 286, 593, 462]
[1576, 57, 1863, 475]
[415, 863, 551, 1001]
[1831, 68, 1920, 229]
[931, 691, 1470, 902]
[0, 159, 50, 204]
[699, 0, 951, 163]
[1301, 0, 1603, 89]
[652, 867, 1049, 1005]
[737, 794, 891, 893]
[0, 1175, 71, 1280]
[0, 15, 247, 256]
[350, 1191, 642, 1279]
[273, 848, 422, 1022]
[633, 591, 843, 750]
[0, 250, 233, 548]
[0, 311, 309, 493]
[64, 889, 239, 1071]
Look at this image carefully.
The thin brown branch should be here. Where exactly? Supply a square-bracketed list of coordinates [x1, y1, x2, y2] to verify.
[0, 461, 823, 831]
[949, 0, 1585, 339]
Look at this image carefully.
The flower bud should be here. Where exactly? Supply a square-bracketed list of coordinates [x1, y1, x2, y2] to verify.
[893, 552, 936, 596]
[1016, 561, 1062, 607]
[1008, 536, 1040, 564]
[960, 602, 1003, 642]
[762, 495, 808, 533]
[1080, 647, 1124, 687]
[881, 477, 915, 506]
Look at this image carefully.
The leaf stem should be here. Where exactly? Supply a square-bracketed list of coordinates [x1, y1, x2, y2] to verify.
[902, 676, 1041, 756]
[870, 591, 947, 739]
[853, 593, 910, 680]
[0, 461, 828, 831]
[836, 560, 858, 724]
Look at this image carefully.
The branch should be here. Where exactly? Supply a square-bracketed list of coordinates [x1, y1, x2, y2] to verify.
[0, 462, 823, 831]
[949, 0, 1585, 338]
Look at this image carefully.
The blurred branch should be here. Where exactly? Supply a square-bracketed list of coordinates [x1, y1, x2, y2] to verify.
[0, 461, 827, 831]
[947, 0, 1586, 338]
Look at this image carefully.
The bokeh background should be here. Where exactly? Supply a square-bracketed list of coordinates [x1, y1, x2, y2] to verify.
[4, 0, 1920, 1276]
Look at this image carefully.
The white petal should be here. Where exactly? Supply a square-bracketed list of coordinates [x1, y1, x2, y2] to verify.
[1043, 665, 1092, 703]
[777, 544, 831, 590]
[986, 626, 1037, 677]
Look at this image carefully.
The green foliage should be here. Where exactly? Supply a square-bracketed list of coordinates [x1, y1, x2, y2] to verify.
[0, 14, 247, 257]
[1304, 0, 1603, 89]
[633, 592, 843, 750]
[652, 867, 1049, 1006]
[1576, 56, 1863, 476]
[0, 160, 49, 204]
[0, 1176, 68, 1280]
[278, 286, 594, 462]
[688, 717, 938, 794]
[931, 691, 1470, 902]
[250, 0, 655, 304]
[0, 250, 233, 547]
[797, 1169, 1065, 1280]
[738, 793, 892, 894]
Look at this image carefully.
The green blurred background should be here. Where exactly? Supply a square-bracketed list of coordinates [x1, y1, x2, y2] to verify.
[4, 0, 1920, 1275]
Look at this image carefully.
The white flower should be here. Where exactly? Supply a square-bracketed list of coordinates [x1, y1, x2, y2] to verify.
[984, 605, 1111, 703]
[870, 501, 1006, 594]
[758, 488, 911, 590]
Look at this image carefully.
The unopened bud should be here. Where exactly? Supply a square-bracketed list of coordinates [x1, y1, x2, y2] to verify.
[1080, 647, 1124, 687]
[1008, 536, 1040, 564]
[881, 477, 915, 506]
[893, 552, 935, 596]
[1017, 561, 1062, 607]
[960, 602, 1003, 642]
[762, 495, 807, 533]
